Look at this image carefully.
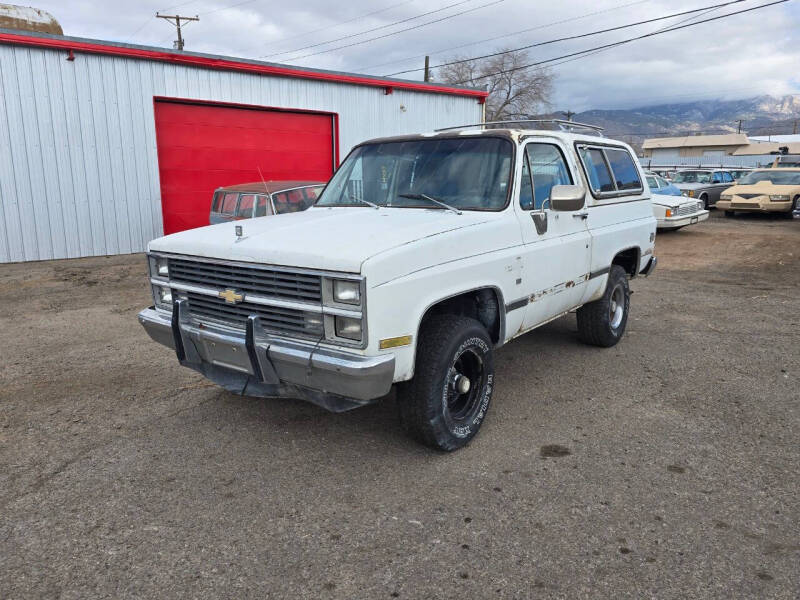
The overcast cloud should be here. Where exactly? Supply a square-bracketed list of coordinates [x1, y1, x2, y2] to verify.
[30, 0, 800, 111]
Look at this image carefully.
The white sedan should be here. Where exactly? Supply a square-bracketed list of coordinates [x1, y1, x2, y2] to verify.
[646, 173, 709, 230]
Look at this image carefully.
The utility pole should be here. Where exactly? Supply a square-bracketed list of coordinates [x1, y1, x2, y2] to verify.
[736, 119, 744, 133]
[423, 56, 430, 82]
[156, 13, 199, 51]
[562, 110, 575, 121]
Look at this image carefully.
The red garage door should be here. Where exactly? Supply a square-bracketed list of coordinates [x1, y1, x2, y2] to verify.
[154, 99, 336, 234]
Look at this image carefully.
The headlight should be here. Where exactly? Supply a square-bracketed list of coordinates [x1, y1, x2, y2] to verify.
[333, 279, 360, 305]
[684, 190, 695, 197]
[770, 195, 790, 202]
[152, 284, 172, 309]
[149, 256, 169, 278]
[720, 194, 732, 201]
[335, 316, 362, 340]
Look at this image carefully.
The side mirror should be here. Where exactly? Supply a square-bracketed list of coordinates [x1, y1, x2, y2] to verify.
[550, 185, 586, 211]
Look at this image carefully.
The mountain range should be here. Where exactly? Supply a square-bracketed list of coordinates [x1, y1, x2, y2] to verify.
[547, 94, 800, 149]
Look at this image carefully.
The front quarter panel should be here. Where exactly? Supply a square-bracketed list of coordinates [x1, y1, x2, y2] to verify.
[362, 213, 524, 381]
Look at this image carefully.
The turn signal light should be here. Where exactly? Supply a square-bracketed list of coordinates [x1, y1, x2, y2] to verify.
[665, 209, 673, 217]
[379, 335, 412, 350]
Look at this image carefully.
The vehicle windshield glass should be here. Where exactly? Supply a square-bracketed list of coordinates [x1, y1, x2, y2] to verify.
[672, 171, 712, 184]
[645, 176, 658, 188]
[316, 137, 513, 211]
[737, 170, 800, 185]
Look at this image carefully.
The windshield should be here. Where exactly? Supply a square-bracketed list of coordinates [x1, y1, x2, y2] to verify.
[672, 171, 712, 184]
[316, 137, 513, 211]
[737, 170, 800, 185]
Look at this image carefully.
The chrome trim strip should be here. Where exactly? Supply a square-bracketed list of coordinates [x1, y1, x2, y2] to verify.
[151, 278, 362, 318]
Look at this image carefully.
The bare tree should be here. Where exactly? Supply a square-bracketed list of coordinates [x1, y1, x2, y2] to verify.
[436, 49, 553, 122]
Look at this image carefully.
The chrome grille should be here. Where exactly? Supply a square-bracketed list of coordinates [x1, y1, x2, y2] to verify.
[169, 258, 322, 303]
[677, 203, 701, 216]
[736, 193, 762, 200]
[185, 292, 323, 338]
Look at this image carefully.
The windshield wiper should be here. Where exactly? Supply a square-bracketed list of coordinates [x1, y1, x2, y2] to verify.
[349, 194, 379, 209]
[398, 193, 462, 215]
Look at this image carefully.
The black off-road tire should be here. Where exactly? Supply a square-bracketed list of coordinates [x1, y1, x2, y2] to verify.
[397, 315, 494, 451]
[699, 195, 708, 210]
[576, 265, 630, 348]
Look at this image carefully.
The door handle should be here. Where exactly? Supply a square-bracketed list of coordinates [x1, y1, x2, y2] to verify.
[573, 211, 588, 220]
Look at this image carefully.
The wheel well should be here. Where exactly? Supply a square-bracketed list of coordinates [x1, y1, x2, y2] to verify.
[612, 247, 640, 277]
[420, 288, 502, 344]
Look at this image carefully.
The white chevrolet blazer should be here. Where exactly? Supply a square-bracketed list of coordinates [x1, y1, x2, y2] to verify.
[139, 122, 657, 451]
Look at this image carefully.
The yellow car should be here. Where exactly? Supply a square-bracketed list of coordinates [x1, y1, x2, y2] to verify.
[717, 168, 800, 217]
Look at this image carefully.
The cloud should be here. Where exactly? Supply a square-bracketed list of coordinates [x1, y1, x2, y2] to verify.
[30, 0, 800, 110]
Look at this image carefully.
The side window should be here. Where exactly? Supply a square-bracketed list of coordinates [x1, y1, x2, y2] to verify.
[254, 195, 271, 217]
[605, 148, 642, 191]
[220, 192, 239, 215]
[236, 194, 255, 218]
[211, 192, 222, 212]
[656, 176, 669, 188]
[519, 151, 534, 210]
[645, 176, 658, 189]
[272, 192, 290, 214]
[526, 143, 573, 209]
[303, 186, 323, 202]
[721, 172, 733, 183]
[579, 148, 614, 194]
[711, 172, 722, 183]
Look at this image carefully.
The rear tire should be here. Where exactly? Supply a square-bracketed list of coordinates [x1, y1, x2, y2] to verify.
[397, 315, 494, 451]
[576, 265, 630, 348]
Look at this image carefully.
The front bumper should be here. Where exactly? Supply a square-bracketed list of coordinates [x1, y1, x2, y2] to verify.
[657, 209, 709, 230]
[716, 199, 793, 213]
[640, 256, 657, 277]
[138, 302, 394, 412]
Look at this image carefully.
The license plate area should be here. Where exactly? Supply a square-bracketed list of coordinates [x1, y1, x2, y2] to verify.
[690, 216, 698, 224]
[200, 337, 254, 374]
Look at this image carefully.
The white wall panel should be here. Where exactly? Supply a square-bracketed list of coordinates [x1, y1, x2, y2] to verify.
[0, 43, 482, 262]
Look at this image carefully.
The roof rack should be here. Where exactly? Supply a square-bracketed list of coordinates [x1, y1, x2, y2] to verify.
[435, 119, 604, 135]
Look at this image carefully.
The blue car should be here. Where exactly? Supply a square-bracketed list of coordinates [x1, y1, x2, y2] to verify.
[645, 173, 681, 196]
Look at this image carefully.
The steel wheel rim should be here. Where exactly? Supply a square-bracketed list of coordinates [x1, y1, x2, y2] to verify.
[609, 284, 625, 329]
[446, 348, 484, 421]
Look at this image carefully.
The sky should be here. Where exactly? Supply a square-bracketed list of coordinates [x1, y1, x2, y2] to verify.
[28, 0, 800, 112]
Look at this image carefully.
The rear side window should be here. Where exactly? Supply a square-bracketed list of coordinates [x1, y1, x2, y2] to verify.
[579, 148, 614, 194]
[236, 194, 255, 217]
[211, 192, 223, 212]
[605, 148, 642, 191]
[221, 192, 239, 214]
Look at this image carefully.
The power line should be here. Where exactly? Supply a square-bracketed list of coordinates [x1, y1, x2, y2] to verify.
[387, 0, 747, 76]
[276, 0, 506, 63]
[245, 0, 417, 55]
[200, 0, 260, 16]
[355, 0, 652, 73]
[454, 0, 790, 84]
[260, 0, 477, 59]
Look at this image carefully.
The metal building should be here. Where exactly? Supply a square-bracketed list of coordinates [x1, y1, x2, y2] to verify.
[0, 29, 486, 263]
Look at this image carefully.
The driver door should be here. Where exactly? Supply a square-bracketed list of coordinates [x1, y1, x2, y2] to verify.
[516, 141, 591, 331]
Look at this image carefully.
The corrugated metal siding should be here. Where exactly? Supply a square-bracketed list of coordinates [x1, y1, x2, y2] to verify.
[638, 155, 779, 169]
[0, 45, 482, 263]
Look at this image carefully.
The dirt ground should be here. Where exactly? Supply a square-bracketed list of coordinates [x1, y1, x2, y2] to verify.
[1, 212, 798, 599]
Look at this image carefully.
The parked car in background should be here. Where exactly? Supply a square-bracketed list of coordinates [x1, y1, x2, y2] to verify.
[772, 155, 800, 168]
[210, 181, 325, 224]
[716, 168, 800, 217]
[646, 172, 708, 230]
[671, 169, 734, 209]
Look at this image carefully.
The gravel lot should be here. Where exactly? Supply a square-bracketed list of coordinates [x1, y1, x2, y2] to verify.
[1, 212, 798, 599]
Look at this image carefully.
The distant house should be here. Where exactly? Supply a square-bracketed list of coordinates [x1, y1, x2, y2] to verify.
[642, 133, 800, 159]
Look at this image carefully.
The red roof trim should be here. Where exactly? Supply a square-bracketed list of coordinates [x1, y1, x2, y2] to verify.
[0, 31, 488, 100]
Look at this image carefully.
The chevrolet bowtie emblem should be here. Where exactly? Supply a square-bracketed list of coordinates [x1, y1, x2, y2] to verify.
[218, 289, 244, 304]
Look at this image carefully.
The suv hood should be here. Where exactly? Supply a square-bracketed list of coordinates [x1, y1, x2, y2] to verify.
[148, 206, 493, 273]
[727, 182, 799, 195]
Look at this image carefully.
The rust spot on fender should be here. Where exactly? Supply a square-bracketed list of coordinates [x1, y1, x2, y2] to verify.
[566, 280, 575, 288]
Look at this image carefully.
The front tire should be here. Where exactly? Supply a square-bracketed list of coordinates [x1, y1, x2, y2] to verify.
[724, 210, 735, 217]
[397, 315, 494, 451]
[699, 195, 708, 210]
[576, 265, 630, 347]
